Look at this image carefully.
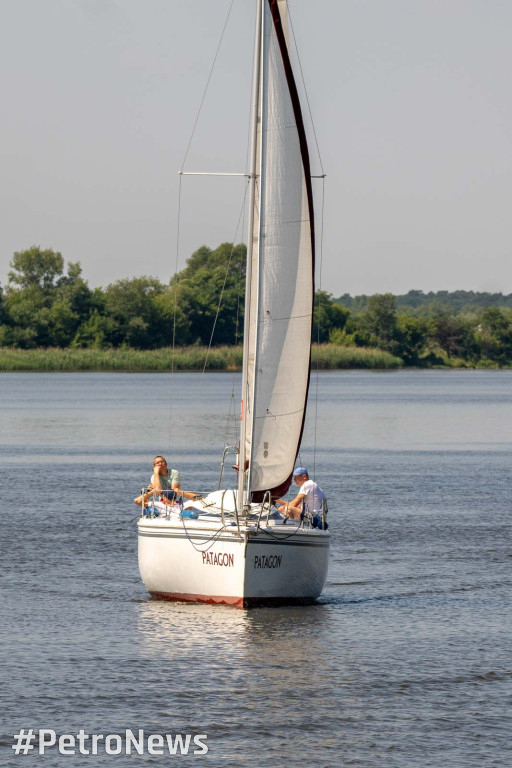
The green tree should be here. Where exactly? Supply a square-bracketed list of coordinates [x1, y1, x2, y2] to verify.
[313, 291, 350, 343]
[476, 308, 512, 365]
[430, 312, 481, 363]
[396, 315, 428, 365]
[153, 289, 192, 347]
[57, 262, 93, 316]
[4, 288, 48, 347]
[431, 313, 466, 359]
[72, 309, 115, 349]
[0, 284, 14, 345]
[8, 246, 64, 291]
[4, 248, 94, 347]
[101, 276, 167, 348]
[360, 293, 398, 351]
[171, 243, 246, 346]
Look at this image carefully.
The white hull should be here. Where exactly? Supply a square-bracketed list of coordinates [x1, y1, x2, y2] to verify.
[137, 512, 329, 609]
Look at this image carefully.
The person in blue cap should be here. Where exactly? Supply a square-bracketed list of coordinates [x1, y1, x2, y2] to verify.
[276, 467, 327, 522]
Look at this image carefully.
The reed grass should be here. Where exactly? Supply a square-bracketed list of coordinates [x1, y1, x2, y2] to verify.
[0, 344, 402, 372]
[312, 344, 403, 370]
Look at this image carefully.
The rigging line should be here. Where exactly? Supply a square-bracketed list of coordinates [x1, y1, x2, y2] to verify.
[285, 1, 326, 479]
[179, 0, 236, 171]
[180, 520, 233, 553]
[259, 311, 311, 322]
[223, 390, 237, 448]
[254, 406, 304, 419]
[168, 171, 184, 452]
[287, 4, 325, 176]
[256, 522, 306, 542]
[223, 177, 250, 447]
[200, 183, 249, 381]
[312, 176, 326, 478]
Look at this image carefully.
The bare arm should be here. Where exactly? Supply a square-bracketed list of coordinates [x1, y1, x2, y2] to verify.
[172, 482, 198, 501]
[276, 493, 305, 508]
[152, 466, 163, 492]
[280, 493, 305, 506]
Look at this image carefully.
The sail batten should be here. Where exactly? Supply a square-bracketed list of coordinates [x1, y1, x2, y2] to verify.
[243, 0, 315, 500]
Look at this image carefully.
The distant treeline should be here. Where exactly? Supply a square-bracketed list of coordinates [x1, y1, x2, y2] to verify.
[337, 290, 512, 314]
[1, 245, 511, 368]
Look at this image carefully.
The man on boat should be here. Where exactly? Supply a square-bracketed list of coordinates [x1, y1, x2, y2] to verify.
[133, 456, 197, 507]
[276, 467, 327, 526]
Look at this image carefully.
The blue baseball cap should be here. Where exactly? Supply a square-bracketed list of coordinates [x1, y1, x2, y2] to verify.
[293, 467, 308, 476]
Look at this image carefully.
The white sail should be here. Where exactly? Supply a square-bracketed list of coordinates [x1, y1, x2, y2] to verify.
[245, 0, 314, 497]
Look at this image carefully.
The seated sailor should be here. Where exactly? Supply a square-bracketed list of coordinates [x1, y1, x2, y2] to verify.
[276, 467, 327, 525]
[133, 455, 197, 507]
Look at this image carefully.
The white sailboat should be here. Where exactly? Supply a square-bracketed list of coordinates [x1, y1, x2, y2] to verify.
[137, 0, 329, 608]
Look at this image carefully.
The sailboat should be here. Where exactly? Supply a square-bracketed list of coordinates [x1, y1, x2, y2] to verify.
[137, 0, 330, 608]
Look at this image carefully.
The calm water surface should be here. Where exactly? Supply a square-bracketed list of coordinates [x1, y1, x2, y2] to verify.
[1, 370, 511, 767]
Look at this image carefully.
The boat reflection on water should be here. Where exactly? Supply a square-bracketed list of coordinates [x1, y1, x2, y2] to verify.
[135, 599, 249, 659]
[134, 597, 338, 675]
[134, 597, 360, 760]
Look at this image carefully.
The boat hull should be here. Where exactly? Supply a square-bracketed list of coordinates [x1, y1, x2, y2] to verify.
[137, 518, 329, 609]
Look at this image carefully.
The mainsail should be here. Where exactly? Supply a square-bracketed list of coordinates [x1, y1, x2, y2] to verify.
[243, 0, 315, 500]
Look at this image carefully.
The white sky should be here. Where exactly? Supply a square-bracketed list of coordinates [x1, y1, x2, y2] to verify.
[1, 0, 511, 297]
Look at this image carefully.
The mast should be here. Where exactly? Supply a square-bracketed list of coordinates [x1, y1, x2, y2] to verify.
[238, 0, 264, 512]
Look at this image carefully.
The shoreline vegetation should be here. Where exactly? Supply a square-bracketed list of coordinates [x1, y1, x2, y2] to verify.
[0, 344, 508, 373]
[2, 246, 512, 370]
[0, 345, 402, 372]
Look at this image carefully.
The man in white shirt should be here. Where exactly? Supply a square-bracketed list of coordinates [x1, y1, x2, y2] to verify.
[276, 467, 327, 523]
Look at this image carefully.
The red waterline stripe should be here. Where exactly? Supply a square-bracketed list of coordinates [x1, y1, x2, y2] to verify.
[150, 591, 318, 609]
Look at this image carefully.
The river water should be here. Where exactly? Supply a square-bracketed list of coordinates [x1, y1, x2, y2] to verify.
[1, 370, 511, 767]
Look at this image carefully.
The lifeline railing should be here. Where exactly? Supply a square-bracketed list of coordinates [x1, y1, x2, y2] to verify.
[139, 485, 241, 529]
[220, 488, 239, 532]
[322, 498, 328, 530]
[300, 497, 328, 530]
[256, 490, 273, 528]
[139, 487, 180, 519]
[217, 445, 238, 490]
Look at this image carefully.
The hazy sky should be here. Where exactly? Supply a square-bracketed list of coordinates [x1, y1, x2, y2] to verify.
[1, 0, 511, 296]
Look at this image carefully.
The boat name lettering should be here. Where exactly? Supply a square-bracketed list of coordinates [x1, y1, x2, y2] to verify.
[254, 555, 282, 569]
[201, 551, 234, 567]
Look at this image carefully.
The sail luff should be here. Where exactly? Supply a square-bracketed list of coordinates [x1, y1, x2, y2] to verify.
[269, 0, 315, 254]
[266, 0, 315, 495]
